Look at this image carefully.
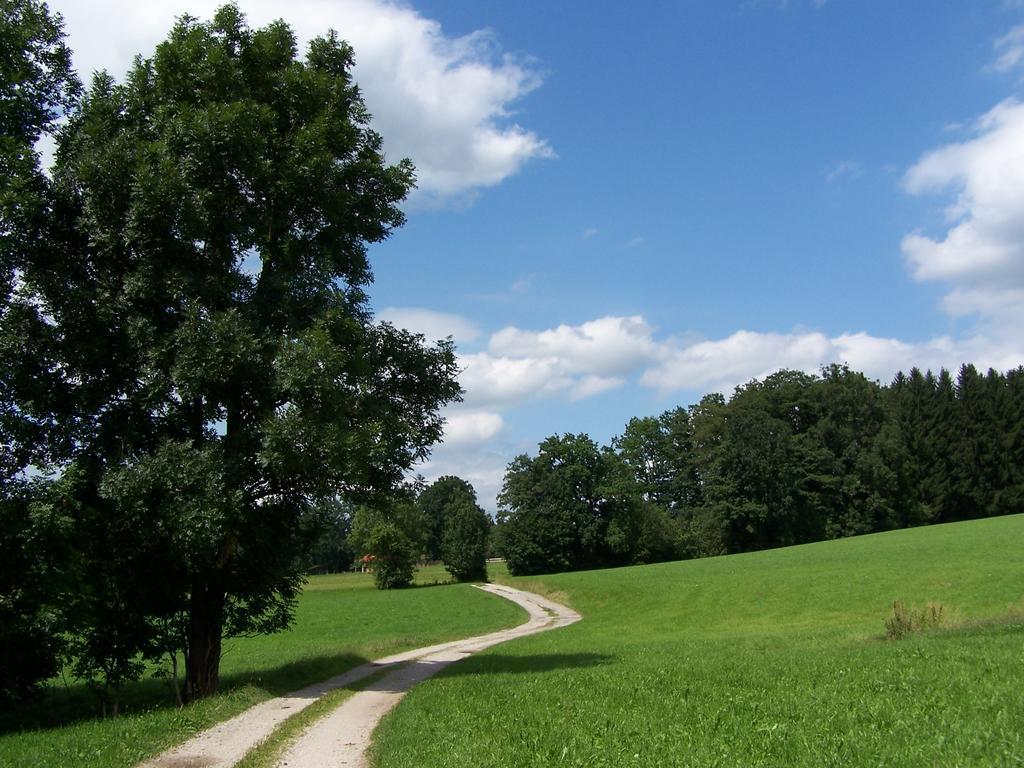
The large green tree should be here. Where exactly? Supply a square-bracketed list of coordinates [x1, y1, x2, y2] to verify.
[440, 495, 490, 582]
[417, 474, 479, 561]
[2, 5, 460, 701]
[415, 474, 490, 579]
[812, 364, 896, 538]
[498, 434, 641, 576]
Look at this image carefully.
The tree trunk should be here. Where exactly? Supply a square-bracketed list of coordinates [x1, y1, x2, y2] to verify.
[184, 581, 225, 702]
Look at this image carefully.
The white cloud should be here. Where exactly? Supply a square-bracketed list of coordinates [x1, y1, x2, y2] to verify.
[449, 316, 656, 409]
[377, 306, 479, 342]
[826, 159, 862, 183]
[641, 328, 1024, 395]
[569, 375, 626, 401]
[458, 352, 572, 408]
[441, 409, 504, 448]
[742, 0, 828, 11]
[626, 236, 645, 248]
[641, 330, 834, 394]
[990, 24, 1024, 73]
[489, 316, 658, 377]
[834, 331, 1024, 382]
[417, 448, 510, 513]
[455, 313, 1024, 407]
[941, 286, 1024, 322]
[50, 0, 550, 203]
[901, 98, 1024, 318]
[510, 275, 533, 294]
[582, 227, 598, 239]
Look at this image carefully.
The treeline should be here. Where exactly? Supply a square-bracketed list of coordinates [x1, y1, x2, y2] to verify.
[495, 363, 1024, 576]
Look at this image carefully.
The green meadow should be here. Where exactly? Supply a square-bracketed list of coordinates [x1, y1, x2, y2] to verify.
[372, 515, 1024, 767]
[5, 518, 1022, 768]
[0, 567, 524, 768]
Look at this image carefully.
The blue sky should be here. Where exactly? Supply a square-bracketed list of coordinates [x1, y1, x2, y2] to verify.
[52, 0, 1024, 509]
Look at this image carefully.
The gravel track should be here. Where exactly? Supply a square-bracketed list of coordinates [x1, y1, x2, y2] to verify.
[138, 584, 580, 768]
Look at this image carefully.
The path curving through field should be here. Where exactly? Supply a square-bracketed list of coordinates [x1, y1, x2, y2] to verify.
[138, 584, 580, 768]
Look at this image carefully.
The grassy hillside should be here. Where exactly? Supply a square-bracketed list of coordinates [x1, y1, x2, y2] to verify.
[372, 515, 1024, 767]
[0, 566, 524, 768]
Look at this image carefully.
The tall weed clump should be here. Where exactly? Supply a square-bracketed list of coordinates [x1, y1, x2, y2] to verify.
[884, 600, 947, 639]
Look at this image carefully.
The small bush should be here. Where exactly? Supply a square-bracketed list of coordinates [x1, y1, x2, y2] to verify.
[366, 522, 416, 589]
[884, 600, 947, 640]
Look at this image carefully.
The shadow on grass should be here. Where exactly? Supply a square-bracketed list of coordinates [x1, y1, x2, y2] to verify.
[404, 580, 456, 590]
[353, 652, 615, 696]
[222, 651, 368, 696]
[440, 652, 614, 677]
[1, 646, 609, 737]
[0, 651, 369, 736]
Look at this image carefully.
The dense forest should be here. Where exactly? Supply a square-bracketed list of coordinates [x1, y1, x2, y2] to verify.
[496, 363, 1024, 575]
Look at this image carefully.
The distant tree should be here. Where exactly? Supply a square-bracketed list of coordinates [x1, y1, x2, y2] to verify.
[498, 434, 642, 576]
[689, 372, 826, 551]
[487, 517, 506, 559]
[350, 492, 427, 567]
[613, 408, 702, 514]
[811, 364, 895, 538]
[441, 498, 490, 582]
[951, 364, 1008, 519]
[614, 416, 667, 501]
[929, 369, 961, 521]
[364, 521, 416, 589]
[498, 434, 600, 576]
[1, 6, 461, 701]
[629, 501, 682, 564]
[1003, 367, 1024, 511]
[714, 404, 802, 550]
[603, 362, 1024, 562]
[417, 475, 479, 561]
[657, 393, 733, 558]
[886, 368, 939, 525]
[305, 498, 355, 574]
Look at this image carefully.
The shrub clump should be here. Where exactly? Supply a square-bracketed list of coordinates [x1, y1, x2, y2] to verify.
[884, 600, 947, 639]
[366, 522, 417, 589]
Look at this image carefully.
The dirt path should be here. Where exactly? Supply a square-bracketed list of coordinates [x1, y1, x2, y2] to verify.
[139, 584, 579, 768]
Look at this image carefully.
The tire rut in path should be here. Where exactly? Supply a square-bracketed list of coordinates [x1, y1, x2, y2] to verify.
[138, 584, 580, 768]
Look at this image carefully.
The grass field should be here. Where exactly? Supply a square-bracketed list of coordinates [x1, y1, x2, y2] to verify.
[372, 515, 1024, 767]
[0, 564, 524, 768]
